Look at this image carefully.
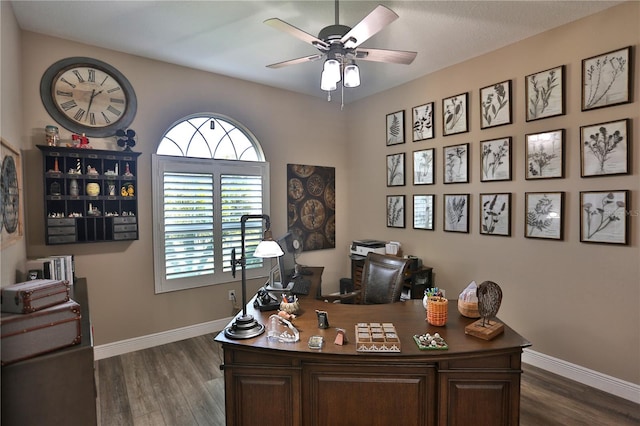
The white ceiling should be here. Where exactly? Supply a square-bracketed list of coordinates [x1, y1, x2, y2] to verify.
[11, 0, 623, 103]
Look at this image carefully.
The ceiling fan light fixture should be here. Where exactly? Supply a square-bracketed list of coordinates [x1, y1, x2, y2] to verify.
[323, 58, 341, 81]
[320, 69, 337, 91]
[343, 62, 360, 88]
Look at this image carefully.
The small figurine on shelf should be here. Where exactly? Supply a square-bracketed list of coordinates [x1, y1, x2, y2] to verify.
[116, 128, 136, 151]
[87, 165, 99, 175]
[123, 162, 133, 177]
[71, 133, 91, 148]
[68, 158, 82, 175]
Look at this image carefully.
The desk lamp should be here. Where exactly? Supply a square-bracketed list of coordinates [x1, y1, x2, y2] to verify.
[224, 214, 283, 339]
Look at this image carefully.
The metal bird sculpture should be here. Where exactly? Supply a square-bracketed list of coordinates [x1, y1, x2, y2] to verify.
[476, 281, 502, 327]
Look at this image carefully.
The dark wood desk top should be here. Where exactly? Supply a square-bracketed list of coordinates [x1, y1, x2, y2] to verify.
[215, 267, 531, 359]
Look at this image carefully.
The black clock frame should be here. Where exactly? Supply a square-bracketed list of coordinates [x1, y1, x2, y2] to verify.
[40, 57, 137, 138]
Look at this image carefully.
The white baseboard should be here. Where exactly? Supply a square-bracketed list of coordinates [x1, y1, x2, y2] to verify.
[94, 323, 639, 404]
[93, 317, 232, 361]
[523, 348, 640, 404]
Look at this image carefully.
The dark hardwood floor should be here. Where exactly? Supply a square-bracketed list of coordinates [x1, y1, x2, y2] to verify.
[96, 333, 639, 426]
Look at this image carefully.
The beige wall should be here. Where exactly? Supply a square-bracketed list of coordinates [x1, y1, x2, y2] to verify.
[2, 1, 638, 386]
[0, 1, 27, 284]
[17, 33, 351, 345]
[346, 2, 639, 384]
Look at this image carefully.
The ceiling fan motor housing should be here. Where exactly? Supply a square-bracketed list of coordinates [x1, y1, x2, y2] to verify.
[318, 24, 351, 43]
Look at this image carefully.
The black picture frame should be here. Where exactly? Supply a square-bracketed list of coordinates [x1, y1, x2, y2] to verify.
[387, 153, 405, 186]
[386, 110, 405, 145]
[387, 195, 405, 228]
[442, 92, 469, 136]
[479, 193, 511, 237]
[413, 194, 435, 230]
[480, 80, 512, 129]
[582, 46, 633, 111]
[580, 190, 629, 245]
[525, 65, 565, 122]
[525, 192, 564, 240]
[480, 137, 512, 182]
[443, 193, 469, 233]
[580, 118, 630, 177]
[412, 102, 435, 141]
[525, 129, 564, 180]
[443, 143, 469, 184]
[413, 148, 435, 185]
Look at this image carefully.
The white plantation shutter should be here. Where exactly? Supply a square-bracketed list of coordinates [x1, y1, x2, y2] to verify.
[152, 113, 268, 293]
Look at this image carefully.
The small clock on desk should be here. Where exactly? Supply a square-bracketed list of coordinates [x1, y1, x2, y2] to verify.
[40, 57, 137, 138]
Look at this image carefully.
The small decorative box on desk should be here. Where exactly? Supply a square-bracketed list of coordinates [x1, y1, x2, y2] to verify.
[355, 322, 401, 352]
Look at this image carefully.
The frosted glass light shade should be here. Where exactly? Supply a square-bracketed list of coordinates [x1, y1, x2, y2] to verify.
[254, 240, 284, 258]
[344, 63, 360, 88]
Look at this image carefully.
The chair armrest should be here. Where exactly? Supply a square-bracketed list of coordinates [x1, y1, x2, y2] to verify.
[320, 290, 360, 304]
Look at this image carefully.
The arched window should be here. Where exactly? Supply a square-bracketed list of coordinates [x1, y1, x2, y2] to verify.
[152, 114, 270, 293]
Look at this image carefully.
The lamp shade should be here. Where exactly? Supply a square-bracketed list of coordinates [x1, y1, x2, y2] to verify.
[253, 240, 284, 258]
[344, 63, 360, 88]
[320, 70, 338, 91]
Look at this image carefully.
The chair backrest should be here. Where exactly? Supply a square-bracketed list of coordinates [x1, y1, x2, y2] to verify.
[360, 253, 410, 304]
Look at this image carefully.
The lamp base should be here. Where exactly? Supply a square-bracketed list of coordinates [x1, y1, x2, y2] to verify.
[224, 314, 265, 339]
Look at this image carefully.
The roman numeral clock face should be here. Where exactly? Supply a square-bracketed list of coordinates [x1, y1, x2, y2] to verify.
[41, 57, 137, 137]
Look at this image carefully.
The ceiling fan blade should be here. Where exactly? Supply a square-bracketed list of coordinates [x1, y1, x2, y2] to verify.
[264, 18, 329, 50]
[341, 5, 399, 49]
[355, 48, 417, 65]
[266, 54, 324, 69]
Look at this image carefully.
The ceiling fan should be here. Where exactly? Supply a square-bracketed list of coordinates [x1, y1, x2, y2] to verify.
[264, 1, 416, 101]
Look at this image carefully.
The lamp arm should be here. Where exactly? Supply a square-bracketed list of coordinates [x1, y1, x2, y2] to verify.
[238, 214, 271, 317]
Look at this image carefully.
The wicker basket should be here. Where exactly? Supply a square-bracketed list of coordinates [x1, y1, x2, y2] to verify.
[426, 296, 448, 326]
[458, 299, 480, 318]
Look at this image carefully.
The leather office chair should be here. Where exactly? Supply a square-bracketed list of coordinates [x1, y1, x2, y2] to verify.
[360, 253, 410, 304]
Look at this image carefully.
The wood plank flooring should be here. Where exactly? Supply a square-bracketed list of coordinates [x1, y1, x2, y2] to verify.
[96, 333, 639, 426]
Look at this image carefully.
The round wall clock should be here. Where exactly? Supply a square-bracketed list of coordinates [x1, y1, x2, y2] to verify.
[40, 57, 137, 138]
[1, 155, 19, 234]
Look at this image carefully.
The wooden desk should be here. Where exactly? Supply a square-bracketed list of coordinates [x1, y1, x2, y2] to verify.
[215, 267, 530, 426]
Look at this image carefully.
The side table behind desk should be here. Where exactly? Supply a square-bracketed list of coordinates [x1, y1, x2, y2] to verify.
[1, 278, 97, 426]
[216, 267, 530, 426]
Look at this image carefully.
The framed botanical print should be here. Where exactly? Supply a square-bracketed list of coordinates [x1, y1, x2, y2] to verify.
[442, 92, 468, 136]
[387, 153, 405, 186]
[580, 118, 629, 177]
[580, 190, 629, 245]
[443, 143, 469, 184]
[413, 148, 435, 185]
[525, 129, 564, 180]
[582, 46, 632, 111]
[386, 110, 405, 145]
[443, 193, 469, 233]
[480, 137, 511, 182]
[479, 193, 511, 237]
[480, 80, 512, 129]
[387, 195, 405, 228]
[412, 102, 435, 141]
[525, 65, 565, 122]
[413, 194, 435, 230]
[525, 192, 564, 240]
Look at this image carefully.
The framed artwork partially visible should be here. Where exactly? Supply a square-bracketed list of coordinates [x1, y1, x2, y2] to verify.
[525, 129, 564, 180]
[479, 193, 511, 237]
[582, 46, 632, 111]
[386, 110, 405, 145]
[443, 193, 469, 233]
[480, 80, 512, 129]
[443, 143, 469, 184]
[387, 153, 405, 187]
[413, 194, 435, 230]
[412, 102, 435, 141]
[413, 148, 435, 185]
[1, 138, 23, 248]
[525, 192, 564, 240]
[442, 92, 468, 136]
[580, 190, 629, 245]
[387, 195, 405, 228]
[525, 65, 565, 122]
[480, 137, 511, 182]
[580, 118, 630, 177]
